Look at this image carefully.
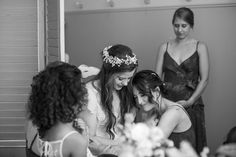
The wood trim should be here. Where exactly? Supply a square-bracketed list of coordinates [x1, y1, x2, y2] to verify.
[66, 3, 236, 15]
[37, 0, 45, 71]
[59, 0, 65, 61]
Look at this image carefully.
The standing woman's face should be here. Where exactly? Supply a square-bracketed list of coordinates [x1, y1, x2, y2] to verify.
[173, 17, 191, 40]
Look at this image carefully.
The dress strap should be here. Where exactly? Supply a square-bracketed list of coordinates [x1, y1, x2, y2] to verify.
[61, 131, 78, 141]
[38, 131, 78, 157]
[171, 104, 191, 120]
[30, 133, 38, 149]
[59, 131, 78, 157]
[196, 41, 199, 51]
[165, 42, 169, 52]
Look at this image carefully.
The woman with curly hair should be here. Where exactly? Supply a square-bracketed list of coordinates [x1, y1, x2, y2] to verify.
[78, 44, 138, 156]
[26, 61, 91, 157]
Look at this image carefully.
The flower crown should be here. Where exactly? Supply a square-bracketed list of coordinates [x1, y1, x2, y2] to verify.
[102, 46, 138, 67]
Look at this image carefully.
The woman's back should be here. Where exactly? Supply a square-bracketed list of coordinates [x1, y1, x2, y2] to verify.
[26, 62, 90, 157]
[26, 124, 88, 157]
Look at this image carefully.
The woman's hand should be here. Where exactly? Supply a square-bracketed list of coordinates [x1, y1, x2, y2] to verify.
[89, 138, 121, 156]
[216, 144, 236, 157]
[73, 118, 89, 137]
[177, 100, 193, 108]
[124, 113, 135, 124]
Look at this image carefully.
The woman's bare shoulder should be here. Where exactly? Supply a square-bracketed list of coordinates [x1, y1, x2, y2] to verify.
[64, 132, 88, 154]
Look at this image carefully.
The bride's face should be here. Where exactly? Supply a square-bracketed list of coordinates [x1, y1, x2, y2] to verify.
[113, 69, 136, 91]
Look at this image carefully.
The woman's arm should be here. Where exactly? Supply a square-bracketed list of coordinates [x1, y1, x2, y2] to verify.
[157, 99, 181, 138]
[157, 109, 180, 138]
[178, 42, 209, 107]
[155, 43, 167, 79]
[78, 110, 121, 155]
[79, 109, 122, 146]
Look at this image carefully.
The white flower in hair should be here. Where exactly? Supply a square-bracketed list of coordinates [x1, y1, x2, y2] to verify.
[102, 45, 138, 67]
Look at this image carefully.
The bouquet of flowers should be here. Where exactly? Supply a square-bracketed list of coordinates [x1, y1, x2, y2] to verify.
[118, 114, 174, 157]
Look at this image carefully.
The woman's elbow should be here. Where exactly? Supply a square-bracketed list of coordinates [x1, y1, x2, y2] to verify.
[200, 77, 209, 89]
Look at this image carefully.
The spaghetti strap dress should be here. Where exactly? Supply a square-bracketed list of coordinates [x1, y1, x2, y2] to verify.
[162, 41, 207, 153]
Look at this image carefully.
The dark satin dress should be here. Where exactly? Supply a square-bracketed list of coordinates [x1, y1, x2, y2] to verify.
[162, 42, 207, 153]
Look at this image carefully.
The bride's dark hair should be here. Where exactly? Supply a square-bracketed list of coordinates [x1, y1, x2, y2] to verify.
[93, 44, 138, 139]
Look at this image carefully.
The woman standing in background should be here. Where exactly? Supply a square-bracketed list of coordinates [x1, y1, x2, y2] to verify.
[155, 7, 209, 153]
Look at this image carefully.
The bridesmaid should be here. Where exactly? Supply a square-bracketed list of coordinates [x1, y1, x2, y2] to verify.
[132, 70, 196, 149]
[155, 7, 209, 153]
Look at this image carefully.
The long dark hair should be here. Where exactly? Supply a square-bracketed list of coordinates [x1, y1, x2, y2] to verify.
[132, 70, 166, 110]
[93, 44, 138, 139]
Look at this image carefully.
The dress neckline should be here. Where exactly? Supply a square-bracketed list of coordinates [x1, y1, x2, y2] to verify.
[165, 51, 198, 67]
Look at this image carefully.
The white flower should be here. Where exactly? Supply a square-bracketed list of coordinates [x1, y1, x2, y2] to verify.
[120, 119, 175, 157]
[102, 46, 138, 67]
[149, 126, 164, 142]
[136, 139, 153, 157]
[153, 149, 165, 157]
[130, 123, 150, 142]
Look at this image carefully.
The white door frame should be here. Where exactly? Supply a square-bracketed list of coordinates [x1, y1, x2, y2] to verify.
[37, 0, 45, 71]
[59, 0, 65, 62]
[37, 0, 65, 71]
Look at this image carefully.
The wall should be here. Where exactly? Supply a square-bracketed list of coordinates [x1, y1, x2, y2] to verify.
[65, 4, 236, 154]
[65, 0, 236, 12]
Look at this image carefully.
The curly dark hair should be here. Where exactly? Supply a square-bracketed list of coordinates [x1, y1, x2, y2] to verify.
[27, 61, 87, 138]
